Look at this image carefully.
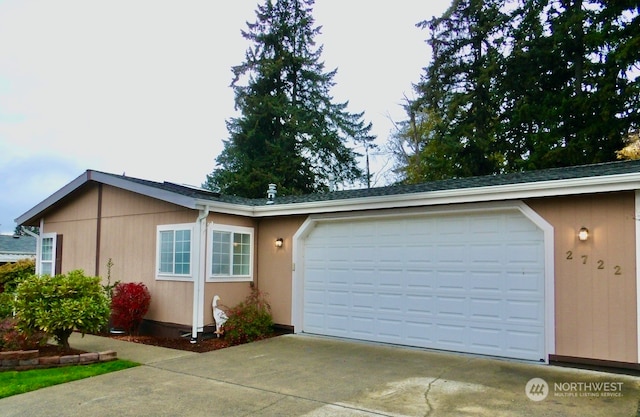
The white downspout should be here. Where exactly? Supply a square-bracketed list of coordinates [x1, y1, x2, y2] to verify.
[191, 207, 210, 343]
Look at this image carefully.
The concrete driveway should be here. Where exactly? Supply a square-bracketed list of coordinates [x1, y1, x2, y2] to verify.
[1, 334, 639, 416]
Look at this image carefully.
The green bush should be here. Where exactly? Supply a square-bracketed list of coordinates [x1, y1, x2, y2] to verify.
[223, 288, 273, 345]
[0, 259, 35, 293]
[14, 270, 110, 350]
[0, 292, 14, 319]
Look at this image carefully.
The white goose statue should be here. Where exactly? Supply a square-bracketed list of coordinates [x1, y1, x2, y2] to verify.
[212, 295, 228, 337]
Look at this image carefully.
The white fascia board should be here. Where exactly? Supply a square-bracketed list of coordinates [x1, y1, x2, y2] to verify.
[194, 200, 256, 217]
[15, 171, 90, 225]
[250, 173, 640, 217]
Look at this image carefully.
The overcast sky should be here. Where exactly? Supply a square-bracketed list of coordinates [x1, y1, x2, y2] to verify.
[0, 0, 451, 234]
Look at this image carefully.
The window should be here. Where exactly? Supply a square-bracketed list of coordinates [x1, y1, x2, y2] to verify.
[156, 224, 193, 280]
[208, 224, 253, 282]
[39, 233, 56, 275]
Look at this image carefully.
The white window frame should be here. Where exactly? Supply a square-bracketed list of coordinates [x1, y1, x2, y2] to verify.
[39, 232, 56, 276]
[156, 223, 195, 281]
[207, 224, 254, 283]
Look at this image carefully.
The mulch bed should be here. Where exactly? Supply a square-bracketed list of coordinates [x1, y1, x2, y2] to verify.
[108, 335, 231, 353]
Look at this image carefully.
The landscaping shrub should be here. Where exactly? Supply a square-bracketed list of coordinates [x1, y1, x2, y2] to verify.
[0, 259, 35, 293]
[0, 317, 47, 351]
[14, 270, 110, 350]
[223, 288, 273, 345]
[110, 282, 151, 335]
[0, 292, 14, 319]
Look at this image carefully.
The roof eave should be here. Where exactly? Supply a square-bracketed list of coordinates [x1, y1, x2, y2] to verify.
[249, 172, 640, 217]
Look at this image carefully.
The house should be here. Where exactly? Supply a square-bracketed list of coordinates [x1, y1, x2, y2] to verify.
[15, 160, 640, 369]
[0, 234, 36, 265]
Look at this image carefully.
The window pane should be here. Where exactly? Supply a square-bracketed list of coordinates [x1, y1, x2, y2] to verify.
[159, 231, 174, 273]
[211, 231, 230, 275]
[41, 263, 52, 276]
[41, 237, 53, 261]
[232, 233, 250, 276]
[174, 230, 191, 275]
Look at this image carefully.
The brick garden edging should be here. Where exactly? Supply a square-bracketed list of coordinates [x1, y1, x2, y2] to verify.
[0, 349, 117, 371]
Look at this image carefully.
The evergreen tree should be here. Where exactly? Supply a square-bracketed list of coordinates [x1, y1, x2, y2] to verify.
[386, 97, 452, 183]
[204, 0, 375, 197]
[398, 0, 638, 182]
[503, 0, 639, 168]
[415, 0, 509, 178]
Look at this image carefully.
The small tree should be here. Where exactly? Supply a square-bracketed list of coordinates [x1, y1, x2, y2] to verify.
[110, 282, 151, 335]
[14, 270, 110, 350]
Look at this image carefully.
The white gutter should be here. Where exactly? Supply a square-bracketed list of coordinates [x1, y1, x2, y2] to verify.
[190, 206, 210, 342]
[195, 171, 640, 218]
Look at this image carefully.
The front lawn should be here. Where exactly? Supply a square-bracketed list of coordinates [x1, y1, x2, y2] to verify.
[0, 360, 139, 399]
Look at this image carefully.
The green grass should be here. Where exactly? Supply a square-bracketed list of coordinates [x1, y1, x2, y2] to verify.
[0, 359, 139, 399]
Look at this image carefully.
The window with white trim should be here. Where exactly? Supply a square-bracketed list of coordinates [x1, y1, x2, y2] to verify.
[39, 233, 56, 276]
[156, 224, 194, 280]
[208, 224, 253, 282]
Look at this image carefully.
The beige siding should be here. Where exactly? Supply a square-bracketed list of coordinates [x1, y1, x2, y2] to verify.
[98, 185, 199, 325]
[528, 192, 638, 363]
[255, 216, 306, 326]
[42, 184, 99, 275]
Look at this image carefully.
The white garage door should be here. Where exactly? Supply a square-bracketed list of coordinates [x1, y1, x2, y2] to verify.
[302, 209, 546, 361]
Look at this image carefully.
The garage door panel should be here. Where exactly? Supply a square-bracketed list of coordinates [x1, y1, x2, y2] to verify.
[505, 243, 543, 264]
[406, 294, 435, 315]
[469, 326, 503, 353]
[435, 323, 467, 347]
[469, 298, 503, 321]
[352, 292, 376, 311]
[437, 244, 467, 263]
[437, 296, 468, 318]
[406, 271, 435, 290]
[468, 271, 503, 292]
[505, 299, 544, 324]
[506, 271, 544, 293]
[378, 270, 403, 287]
[351, 316, 375, 337]
[436, 270, 467, 291]
[351, 269, 376, 287]
[505, 328, 545, 359]
[469, 244, 504, 264]
[302, 210, 546, 361]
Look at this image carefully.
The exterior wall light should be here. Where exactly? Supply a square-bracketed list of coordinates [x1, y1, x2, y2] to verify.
[578, 227, 589, 241]
[275, 238, 284, 248]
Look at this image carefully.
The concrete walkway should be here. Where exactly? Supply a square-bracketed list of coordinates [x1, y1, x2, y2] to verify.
[1, 333, 639, 416]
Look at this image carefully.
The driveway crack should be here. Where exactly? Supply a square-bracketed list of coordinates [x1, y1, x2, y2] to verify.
[423, 357, 474, 417]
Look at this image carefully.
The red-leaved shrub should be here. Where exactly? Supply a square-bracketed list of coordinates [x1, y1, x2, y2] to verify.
[223, 288, 273, 346]
[0, 317, 47, 351]
[110, 282, 151, 335]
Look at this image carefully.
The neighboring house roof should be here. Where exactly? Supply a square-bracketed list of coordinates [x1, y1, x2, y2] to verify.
[0, 235, 36, 263]
[16, 159, 640, 225]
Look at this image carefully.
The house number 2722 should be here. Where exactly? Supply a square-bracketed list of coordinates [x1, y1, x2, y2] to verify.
[565, 251, 621, 275]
